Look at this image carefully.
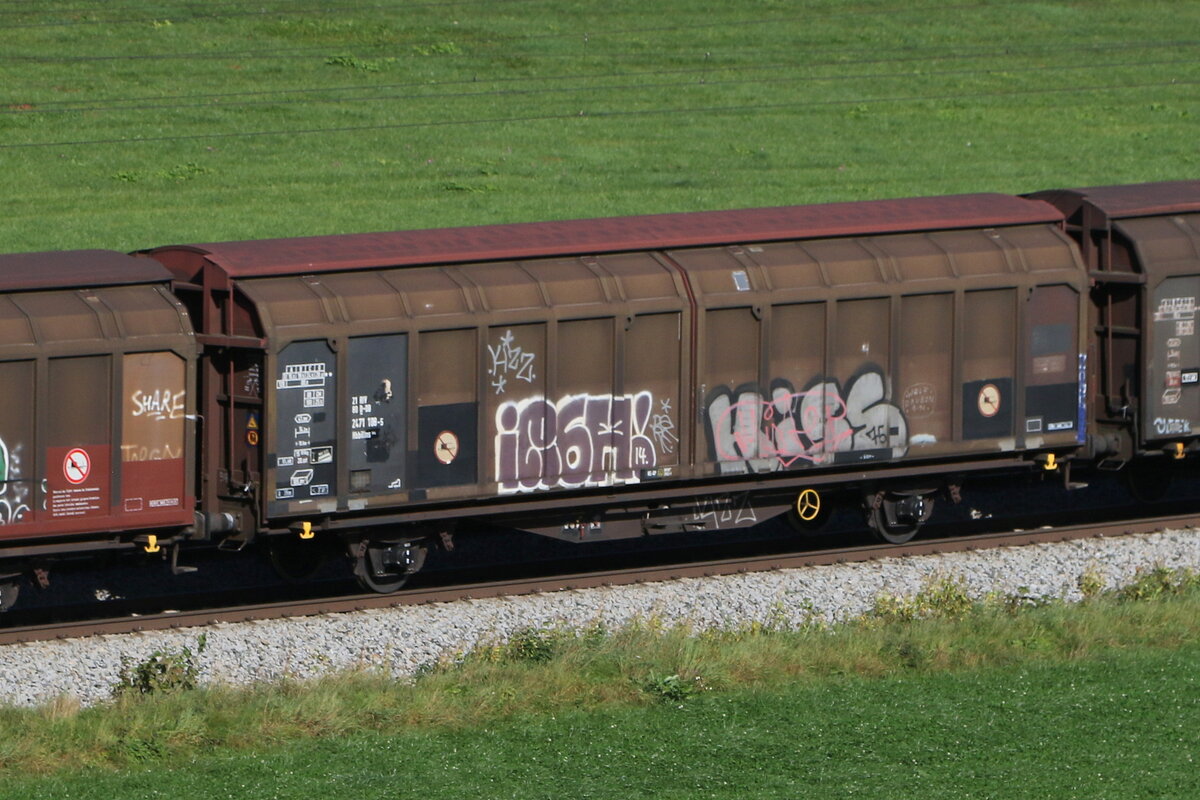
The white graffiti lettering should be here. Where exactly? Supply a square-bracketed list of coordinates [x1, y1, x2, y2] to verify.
[1153, 416, 1192, 436]
[495, 391, 657, 493]
[0, 437, 30, 525]
[487, 329, 536, 394]
[243, 363, 262, 396]
[130, 388, 185, 421]
[705, 368, 908, 475]
[120, 443, 183, 462]
[691, 493, 758, 529]
[650, 398, 679, 455]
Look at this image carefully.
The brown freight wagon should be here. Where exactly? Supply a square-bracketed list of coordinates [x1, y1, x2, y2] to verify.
[143, 191, 1094, 590]
[0, 251, 197, 608]
[2, 181, 1197, 606]
[1030, 180, 1200, 490]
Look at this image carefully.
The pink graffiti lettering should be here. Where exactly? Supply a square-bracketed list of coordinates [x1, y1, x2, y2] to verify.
[706, 370, 907, 474]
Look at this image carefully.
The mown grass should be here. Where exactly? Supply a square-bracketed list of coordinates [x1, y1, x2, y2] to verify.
[2, 1, 1197, 252]
[8, 645, 1200, 798]
[0, 566, 1197, 792]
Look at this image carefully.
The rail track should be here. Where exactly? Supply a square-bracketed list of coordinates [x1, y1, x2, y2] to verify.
[2, 511, 1195, 647]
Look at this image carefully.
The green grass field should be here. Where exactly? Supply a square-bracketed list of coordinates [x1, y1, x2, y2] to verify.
[8, 646, 1200, 799]
[2, 2, 1199, 796]
[1, 1, 1197, 252]
[2, 575, 1199, 798]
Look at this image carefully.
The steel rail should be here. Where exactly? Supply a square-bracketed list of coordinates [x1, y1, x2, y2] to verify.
[1, 512, 1195, 646]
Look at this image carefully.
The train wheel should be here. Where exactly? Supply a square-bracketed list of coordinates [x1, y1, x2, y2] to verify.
[1123, 460, 1174, 503]
[865, 491, 934, 545]
[0, 579, 18, 612]
[268, 535, 330, 583]
[788, 488, 829, 531]
[354, 539, 428, 594]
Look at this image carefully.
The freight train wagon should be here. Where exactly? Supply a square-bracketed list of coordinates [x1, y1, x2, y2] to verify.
[0, 180, 1196, 606]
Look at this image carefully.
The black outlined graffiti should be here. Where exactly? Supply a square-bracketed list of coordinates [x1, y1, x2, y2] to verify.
[495, 391, 658, 493]
[705, 366, 908, 475]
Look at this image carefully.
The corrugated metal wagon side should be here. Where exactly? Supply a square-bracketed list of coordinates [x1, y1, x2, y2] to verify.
[144, 191, 1092, 589]
[671, 217, 1088, 541]
[1032, 180, 1200, 500]
[0, 251, 197, 608]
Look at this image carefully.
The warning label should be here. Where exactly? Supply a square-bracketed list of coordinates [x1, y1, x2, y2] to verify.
[47, 445, 111, 520]
[49, 486, 102, 518]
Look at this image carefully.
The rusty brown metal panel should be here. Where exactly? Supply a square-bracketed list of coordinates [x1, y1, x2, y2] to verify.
[740, 242, 826, 289]
[458, 262, 547, 312]
[0, 298, 35, 349]
[933, 229, 1012, 276]
[95, 285, 190, 338]
[1116, 214, 1200, 269]
[898, 293, 954, 450]
[149, 193, 1062, 279]
[594, 252, 680, 302]
[1032, 180, 1200, 220]
[0, 281, 196, 542]
[875, 234, 955, 282]
[801, 239, 885, 286]
[237, 277, 333, 334]
[668, 247, 760, 302]
[384, 269, 471, 318]
[693, 224, 1079, 301]
[1114, 214, 1200, 443]
[2, 283, 192, 348]
[519, 258, 608, 307]
[309, 270, 407, 324]
[0, 250, 172, 292]
[10, 292, 106, 343]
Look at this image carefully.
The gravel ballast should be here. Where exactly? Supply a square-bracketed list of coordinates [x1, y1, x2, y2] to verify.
[1, 529, 1198, 708]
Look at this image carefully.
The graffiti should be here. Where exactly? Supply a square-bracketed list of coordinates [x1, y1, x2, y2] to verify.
[1154, 417, 1192, 436]
[650, 398, 678, 455]
[691, 493, 757, 529]
[488, 329, 537, 394]
[495, 391, 657, 493]
[130, 388, 185, 421]
[705, 366, 908, 475]
[0, 438, 30, 525]
[902, 382, 936, 419]
[243, 363, 262, 396]
[120, 443, 183, 462]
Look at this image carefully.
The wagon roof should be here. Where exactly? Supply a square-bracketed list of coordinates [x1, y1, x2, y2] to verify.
[1028, 179, 1200, 220]
[0, 249, 173, 292]
[148, 192, 1061, 279]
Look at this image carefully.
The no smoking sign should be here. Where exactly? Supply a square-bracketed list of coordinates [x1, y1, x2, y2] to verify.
[63, 448, 91, 485]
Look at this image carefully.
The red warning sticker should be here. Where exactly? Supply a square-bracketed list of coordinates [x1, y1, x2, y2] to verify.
[63, 448, 91, 485]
